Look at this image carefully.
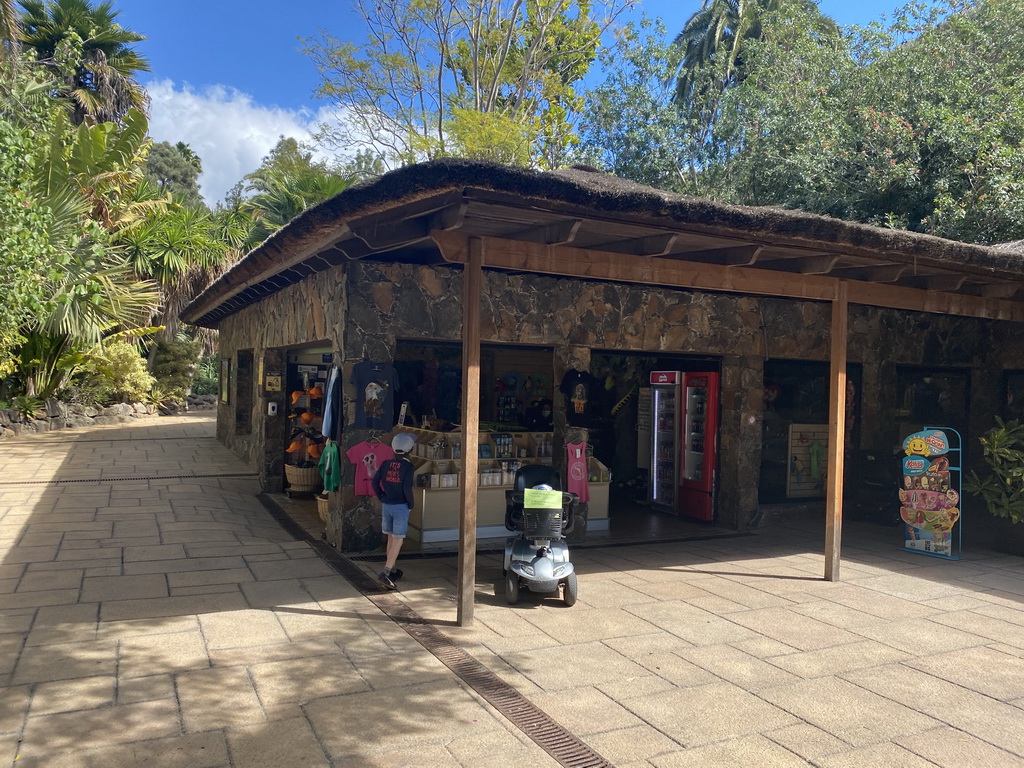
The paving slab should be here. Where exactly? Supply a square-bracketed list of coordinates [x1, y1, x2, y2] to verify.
[897, 726, 1024, 768]
[649, 734, 811, 767]
[3, 413, 1024, 768]
[623, 681, 799, 747]
[759, 676, 942, 748]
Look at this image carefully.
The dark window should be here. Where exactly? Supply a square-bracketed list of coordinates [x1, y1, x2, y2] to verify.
[1003, 371, 1024, 422]
[235, 350, 254, 434]
[895, 367, 968, 431]
[759, 360, 861, 503]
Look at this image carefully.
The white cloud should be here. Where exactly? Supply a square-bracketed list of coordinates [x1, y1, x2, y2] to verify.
[145, 79, 341, 205]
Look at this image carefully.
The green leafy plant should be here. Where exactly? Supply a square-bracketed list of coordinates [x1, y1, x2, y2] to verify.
[191, 354, 219, 396]
[964, 418, 1024, 524]
[144, 386, 171, 407]
[150, 339, 200, 404]
[13, 395, 45, 420]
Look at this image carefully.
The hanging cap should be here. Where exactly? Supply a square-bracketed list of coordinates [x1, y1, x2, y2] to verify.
[392, 433, 416, 453]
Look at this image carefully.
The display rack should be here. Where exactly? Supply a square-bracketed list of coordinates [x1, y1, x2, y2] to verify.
[392, 427, 609, 544]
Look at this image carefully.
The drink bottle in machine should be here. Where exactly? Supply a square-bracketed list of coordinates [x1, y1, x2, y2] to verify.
[649, 371, 719, 521]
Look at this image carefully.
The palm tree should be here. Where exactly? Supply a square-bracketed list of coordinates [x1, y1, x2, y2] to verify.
[2, 0, 18, 49]
[19, 0, 150, 124]
[673, 0, 837, 106]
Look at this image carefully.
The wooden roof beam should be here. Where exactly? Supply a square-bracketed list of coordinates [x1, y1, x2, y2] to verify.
[980, 282, 1022, 300]
[430, 230, 1024, 323]
[595, 232, 680, 256]
[661, 244, 763, 266]
[831, 264, 907, 282]
[763, 253, 842, 274]
[899, 274, 967, 291]
[350, 204, 466, 250]
[507, 218, 582, 246]
[315, 247, 348, 267]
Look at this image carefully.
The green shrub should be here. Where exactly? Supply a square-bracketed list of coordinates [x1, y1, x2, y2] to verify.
[191, 354, 219, 396]
[151, 339, 201, 404]
[71, 341, 155, 404]
[14, 395, 44, 419]
[965, 418, 1024, 525]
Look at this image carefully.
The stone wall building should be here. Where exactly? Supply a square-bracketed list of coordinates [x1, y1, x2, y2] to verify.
[181, 160, 1024, 566]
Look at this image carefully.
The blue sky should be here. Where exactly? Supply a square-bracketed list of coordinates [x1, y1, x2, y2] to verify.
[112, 0, 904, 203]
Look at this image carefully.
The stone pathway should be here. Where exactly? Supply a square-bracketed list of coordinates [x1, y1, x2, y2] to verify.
[3, 414, 1024, 767]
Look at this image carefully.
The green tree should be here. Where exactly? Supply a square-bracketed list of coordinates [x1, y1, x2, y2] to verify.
[579, 18, 690, 189]
[239, 136, 361, 244]
[1, 0, 18, 49]
[672, 0, 837, 106]
[707, 0, 1024, 243]
[303, 0, 630, 169]
[143, 140, 204, 206]
[0, 53, 56, 375]
[19, 0, 150, 124]
[2, 50, 158, 398]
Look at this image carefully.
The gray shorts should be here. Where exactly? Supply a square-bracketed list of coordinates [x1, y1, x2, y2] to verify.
[381, 502, 410, 538]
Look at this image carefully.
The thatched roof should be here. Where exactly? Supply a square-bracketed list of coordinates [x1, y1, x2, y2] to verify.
[181, 159, 1024, 328]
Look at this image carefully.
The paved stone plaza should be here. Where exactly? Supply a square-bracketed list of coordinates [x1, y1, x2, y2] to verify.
[2, 414, 1023, 767]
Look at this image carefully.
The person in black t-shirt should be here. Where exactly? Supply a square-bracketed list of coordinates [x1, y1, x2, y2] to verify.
[371, 433, 416, 589]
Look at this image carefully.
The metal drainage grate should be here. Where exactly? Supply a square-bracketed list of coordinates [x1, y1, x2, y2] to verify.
[0, 472, 259, 486]
[256, 493, 614, 768]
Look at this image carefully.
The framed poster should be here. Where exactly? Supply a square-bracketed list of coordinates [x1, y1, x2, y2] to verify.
[220, 359, 230, 404]
[786, 424, 829, 498]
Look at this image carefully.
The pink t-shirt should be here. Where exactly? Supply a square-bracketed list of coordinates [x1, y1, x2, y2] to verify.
[346, 442, 395, 496]
[565, 441, 590, 503]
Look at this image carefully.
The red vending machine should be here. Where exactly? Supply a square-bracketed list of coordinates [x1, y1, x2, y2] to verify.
[649, 371, 720, 521]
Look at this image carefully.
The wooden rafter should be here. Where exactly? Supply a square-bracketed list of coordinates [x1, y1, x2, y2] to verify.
[830, 264, 908, 282]
[506, 218, 583, 245]
[662, 244, 763, 266]
[762, 254, 841, 274]
[431, 231, 1024, 322]
[592, 232, 679, 256]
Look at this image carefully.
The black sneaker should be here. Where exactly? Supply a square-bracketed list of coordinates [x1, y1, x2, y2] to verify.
[377, 571, 396, 590]
[389, 568, 403, 581]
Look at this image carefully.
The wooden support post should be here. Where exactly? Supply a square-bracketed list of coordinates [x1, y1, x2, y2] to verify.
[457, 237, 482, 626]
[824, 281, 848, 581]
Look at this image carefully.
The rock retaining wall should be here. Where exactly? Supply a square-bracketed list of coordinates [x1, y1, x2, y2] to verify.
[0, 393, 218, 439]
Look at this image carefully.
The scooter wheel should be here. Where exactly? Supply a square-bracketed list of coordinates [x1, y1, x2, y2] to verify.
[505, 571, 520, 605]
[563, 572, 578, 607]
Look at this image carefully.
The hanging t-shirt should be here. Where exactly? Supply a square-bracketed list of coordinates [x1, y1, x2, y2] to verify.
[559, 369, 599, 427]
[565, 441, 590, 503]
[351, 360, 397, 429]
[346, 441, 395, 496]
[320, 365, 342, 442]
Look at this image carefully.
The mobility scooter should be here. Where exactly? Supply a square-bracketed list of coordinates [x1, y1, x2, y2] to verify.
[503, 464, 579, 606]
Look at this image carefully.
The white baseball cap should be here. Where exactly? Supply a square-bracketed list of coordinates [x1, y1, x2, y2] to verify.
[392, 433, 416, 453]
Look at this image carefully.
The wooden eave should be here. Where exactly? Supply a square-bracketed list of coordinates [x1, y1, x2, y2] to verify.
[181, 177, 1024, 328]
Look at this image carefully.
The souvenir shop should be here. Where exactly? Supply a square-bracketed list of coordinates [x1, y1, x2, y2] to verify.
[182, 160, 1024, 563]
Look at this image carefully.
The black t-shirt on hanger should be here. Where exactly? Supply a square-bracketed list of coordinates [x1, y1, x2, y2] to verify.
[559, 369, 599, 427]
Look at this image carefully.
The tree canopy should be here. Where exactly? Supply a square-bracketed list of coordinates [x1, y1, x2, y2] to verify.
[581, 0, 1024, 245]
[303, 0, 630, 170]
[144, 140, 204, 206]
[18, 0, 150, 124]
